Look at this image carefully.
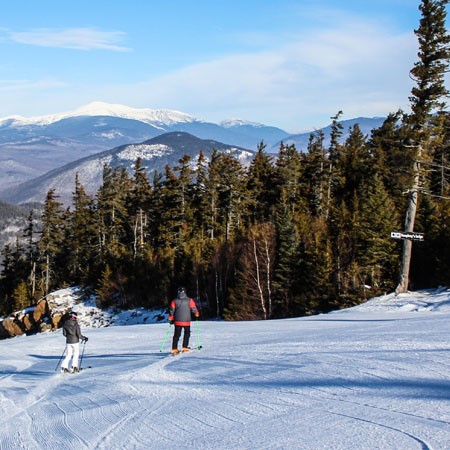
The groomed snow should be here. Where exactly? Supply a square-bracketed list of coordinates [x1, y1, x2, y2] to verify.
[1, 288, 449, 449]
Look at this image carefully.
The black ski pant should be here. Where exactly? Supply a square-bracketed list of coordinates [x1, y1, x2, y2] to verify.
[172, 324, 191, 349]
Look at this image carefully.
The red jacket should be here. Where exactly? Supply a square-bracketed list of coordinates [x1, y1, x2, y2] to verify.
[169, 293, 199, 326]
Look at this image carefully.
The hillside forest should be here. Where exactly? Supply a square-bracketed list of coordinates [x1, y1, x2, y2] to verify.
[1, 0, 450, 321]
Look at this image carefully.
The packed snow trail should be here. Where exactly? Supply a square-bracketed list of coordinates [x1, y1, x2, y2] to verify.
[1, 290, 450, 449]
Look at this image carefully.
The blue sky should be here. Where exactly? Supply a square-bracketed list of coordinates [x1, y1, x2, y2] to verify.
[0, 0, 436, 132]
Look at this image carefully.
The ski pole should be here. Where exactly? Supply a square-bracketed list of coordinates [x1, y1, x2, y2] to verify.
[195, 319, 202, 350]
[159, 323, 172, 352]
[55, 346, 66, 372]
[79, 340, 87, 368]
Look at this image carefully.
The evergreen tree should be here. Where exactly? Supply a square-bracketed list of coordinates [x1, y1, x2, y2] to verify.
[188, 151, 214, 303]
[96, 166, 131, 262]
[224, 223, 276, 320]
[37, 189, 66, 294]
[128, 157, 152, 259]
[271, 203, 299, 317]
[356, 176, 401, 295]
[369, 111, 412, 208]
[325, 111, 344, 219]
[294, 214, 334, 314]
[96, 264, 115, 308]
[206, 151, 246, 242]
[301, 130, 327, 217]
[22, 211, 39, 300]
[246, 142, 276, 224]
[12, 280, 30, 312]
[397, 0, 450, 293]
[0, 242, 29, 314]
[275, 143, 303, 216]
[335, 124, 371, 207]
[191, 150, 210, 239]
[65, 174, 97, 284]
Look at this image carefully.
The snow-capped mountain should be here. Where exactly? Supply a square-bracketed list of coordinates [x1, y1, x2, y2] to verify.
[0, 132, 256, 205]
[220, 118, 265, 128]
[0, 102, 289, 195]
[0, 102, 387, 202]
[0, 101, 200, 128]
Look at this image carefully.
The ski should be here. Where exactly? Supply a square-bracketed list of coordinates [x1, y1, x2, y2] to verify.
[60, 366, 92, 374]
[169, 346, 202, 356]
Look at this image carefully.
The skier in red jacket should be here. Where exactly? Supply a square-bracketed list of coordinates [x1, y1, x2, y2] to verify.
[169, 287, 199, 354]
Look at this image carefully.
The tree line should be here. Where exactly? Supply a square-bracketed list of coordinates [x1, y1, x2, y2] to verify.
[1, 0, 449, 321]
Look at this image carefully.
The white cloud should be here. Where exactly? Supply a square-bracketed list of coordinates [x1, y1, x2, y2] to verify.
[111, 18, 417, 130]
[8, 27, 131, 52]
[0, 13, 419, 132]
[0, 78, 68, 91]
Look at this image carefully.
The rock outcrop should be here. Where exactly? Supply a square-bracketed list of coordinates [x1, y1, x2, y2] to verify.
[0, 297, 54, 339]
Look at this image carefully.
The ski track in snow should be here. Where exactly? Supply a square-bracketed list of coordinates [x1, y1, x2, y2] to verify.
[1, 299, 450, 449]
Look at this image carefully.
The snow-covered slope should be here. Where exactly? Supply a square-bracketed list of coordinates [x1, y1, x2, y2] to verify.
[1, 288, 449, 449]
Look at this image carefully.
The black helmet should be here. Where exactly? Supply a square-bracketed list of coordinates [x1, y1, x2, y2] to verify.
[177, 287, 186, 295]
[70, 311, 78, 319]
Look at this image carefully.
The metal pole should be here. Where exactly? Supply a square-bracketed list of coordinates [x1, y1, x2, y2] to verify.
[195, 319, 202, 350]
[159, 323, 172, 352]
[55, 346, 66, 372]
[79, 340, 87, 368]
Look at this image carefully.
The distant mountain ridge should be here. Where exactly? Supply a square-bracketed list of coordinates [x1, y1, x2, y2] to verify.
[0, 132, 256, 205]
[0, 200, 43, 256]
[283, 116, 386, 150]
[0, 101, 386, 200]
[0, 102, 289, 194]
[0, 101, 199, 127]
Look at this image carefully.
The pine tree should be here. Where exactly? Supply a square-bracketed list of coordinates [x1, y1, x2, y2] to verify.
[301, 130, 327, 217]
[294, 214, 333, 314]
[275, 143, 303, 216]
[188, 151, 214, 304]
[37, 189, 66, 294]
[356, 176, 401, 295]
[206, 151, 246, 242]
[246, 142, 276, 224]
[335, 124, 371, 207]
[325, 111, 344, 219]
[128, 157, 152, 258]
[96, 165, 131, 262]
[22, 211, 39, 300]
[0, 242, 29, 315]
[96, 264, 115, 308]
[66, 174, 97, 284]
[369, 111, 412, 207]
[397, 0, 450, 293]
[224, 223, 276, 320]
[12, 280, 30, 312]
[271, 203, 299, 317]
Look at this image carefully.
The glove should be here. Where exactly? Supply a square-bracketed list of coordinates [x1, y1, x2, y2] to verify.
[195, 313, 199, 319]
[82, 336, 88, 343]
[169, 319, 174, 325]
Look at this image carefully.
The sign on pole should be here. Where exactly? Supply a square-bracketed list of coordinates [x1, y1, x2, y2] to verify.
[390, 231, 424, 241]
